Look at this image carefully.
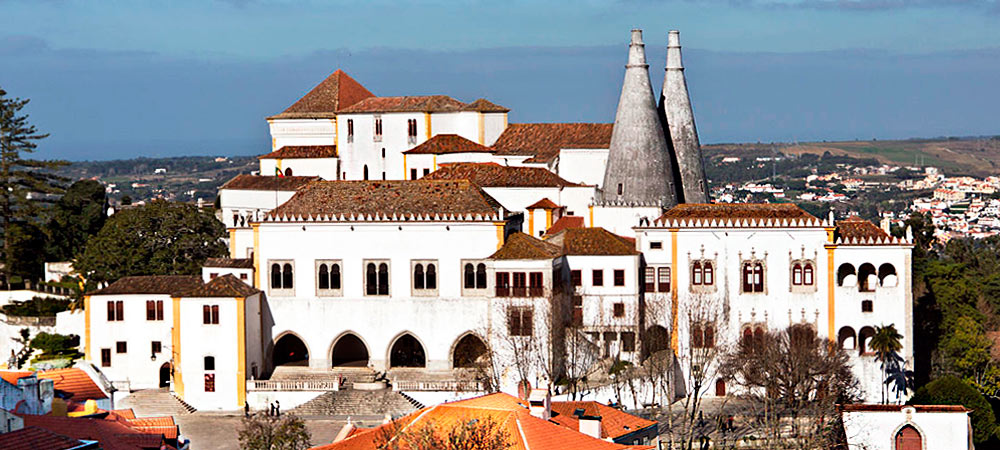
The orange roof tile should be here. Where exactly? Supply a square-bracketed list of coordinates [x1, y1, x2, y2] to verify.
[461, 98, 510, 113]
[339, 95, 466, 114]
[37, 368, 108, 401]
[0, 370, 34, 385]
[545, 216, 585, 235]
[550, 401, 658, 440]
[259, 145, 338, 159]
[172, 274, 260, 298]
[402, 134, 495, 155]
[424, 163, 582, 188]
[545, 228, 638, 256]
[20, 414, 171, 450]
[490, 232, 564, 260]
[493, 123, 613, 163]
[658, 203, 817, 222]
[835, 216, 899, 245]
[0, 426, 87, 450]
[220, 174, 320, 191]
[527, 198, 559, 210]
[270, 69, 374, 119]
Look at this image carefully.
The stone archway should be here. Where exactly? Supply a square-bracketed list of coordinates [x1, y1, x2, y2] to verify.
[452, 333, 488, 368]
[389, 333, 426, 368]
[273, 333, 309, 367]
[331, 333, 370, 368]
[159, 363, 171, 388]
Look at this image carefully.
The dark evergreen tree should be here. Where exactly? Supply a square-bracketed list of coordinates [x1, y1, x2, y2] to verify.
[44, 179, 108, 261]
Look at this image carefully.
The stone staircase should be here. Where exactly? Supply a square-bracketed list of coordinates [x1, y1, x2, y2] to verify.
[291, 389, 423, 417]
[271, 366, 378, 387]
[117, 388, 196, 416]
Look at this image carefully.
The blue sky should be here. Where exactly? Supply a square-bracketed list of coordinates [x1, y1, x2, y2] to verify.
[1, 0, 998, 160]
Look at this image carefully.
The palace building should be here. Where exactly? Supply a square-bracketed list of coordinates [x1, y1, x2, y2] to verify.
[82, 29, 913, 411]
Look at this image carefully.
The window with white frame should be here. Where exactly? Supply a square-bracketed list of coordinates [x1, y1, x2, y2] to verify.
[690, 259, 715, 292]
[462, 260, 488, 295]
[411, 260, 438, 296]
[269, 260, 295, 295]
[365, 260, 390, 296]
[316, 260, 343, 296]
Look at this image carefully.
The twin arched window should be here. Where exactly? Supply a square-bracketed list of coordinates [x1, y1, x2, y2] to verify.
[414, 263, 437, 290]
[271, 263, 293, 290]
[318, 262, 341, 290]
[464, 263, 487, 289]
[792, 262, 815, 286]
[742, 262, 764, 293]
[692, 261, 714, 286]
[366, 262, 389, 295]
[691, 323, 715, 348]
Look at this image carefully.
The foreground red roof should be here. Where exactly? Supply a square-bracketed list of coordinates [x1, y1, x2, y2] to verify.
[20, 414, 173, 450]
[550, 401, 658, 440]
[0, 426, 91, 450]
[37, 368, 108, 402]
[546, 216, 585, 235]
[0, 370, 34, 386]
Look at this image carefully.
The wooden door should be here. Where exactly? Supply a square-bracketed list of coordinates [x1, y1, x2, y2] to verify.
[895, 425, 922, 450]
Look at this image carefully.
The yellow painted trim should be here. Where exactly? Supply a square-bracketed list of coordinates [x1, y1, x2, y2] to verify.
[588, 205, 594, 227]
[545, 210, 553, 229]
[433, 155, 438, 172]
[496, 224, 505, 250]
[528, 210, 535, 236]
[424, 113, 432, 140]
[271, 137, 276, 150]
[670, 229, 679, 352]
[235, 296, 247, 407]
[403, 154, 409, 179]
[477, 112, 485, 145]
[172, 296, 184, 397]
[252, 224, 260, 289]
[503, 112, 508, 129]
[229, 228, 237, 258]
[84, 296, 91, 361]
[826, 244, 836, 341]
[276, 159, 283, 173]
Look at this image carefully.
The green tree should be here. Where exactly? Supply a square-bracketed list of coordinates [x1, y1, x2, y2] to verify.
[29, 332, 81, 361]
[76, 200, 226, 284]
[941, 315, 1000, 398]
[910, 376, 998, 445]
[45, 179, 107, 262]
[0, 87, 67, 283]
[869, 324, 910, 404]
[237, 413, 311, 450]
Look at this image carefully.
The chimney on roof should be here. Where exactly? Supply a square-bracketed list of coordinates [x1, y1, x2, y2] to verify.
[880, 216, 891, 233]
[600, 29, 678, 208]
[658, 30, 708, 204]
[528, 389, 551, 420]
[578, 415, 603, 440]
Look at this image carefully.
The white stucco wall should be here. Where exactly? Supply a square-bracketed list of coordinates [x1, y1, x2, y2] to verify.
[558, 148, 609, 187]
[86, 294, 174, 390]
[268, 119, 337, 150]
[842, 407, 971, 450]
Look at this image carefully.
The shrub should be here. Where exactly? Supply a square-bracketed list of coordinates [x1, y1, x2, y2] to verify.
[910, 375, 997, 444]
[1, 297, 71, 317]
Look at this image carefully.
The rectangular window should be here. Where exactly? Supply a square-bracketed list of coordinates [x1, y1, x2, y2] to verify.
[116, 341, 127, 354]
[116, 300, 123, 321]
[571, 270, 582, 287]
[240, 273, 247, 280]
[507, 307, 533, 337]
[147, 300, 163, 321]
[347, 119, 354, 143]
[210, 272, 218, 279]
[621, 332, 636, 352]
[156, 300, 163, 320]
[108, 301, 115, 321]
[495, 272, 511, 297]
[592, 270, 603, 287]
[644, 267, 655, 292]
[423, 168, 430, 176]
[374, 116, 383, 141]
[411, 169, 418, 180]
[658, 267, 671, 292]
[650, 241, 663, 250]
[512, 272, 527, 297]
[613, 302, 625, 318]
[211, 305, 219, 324]
[101, 349, 111, 367]
[614, 269, 625, 287]
[204, 373, 215, 393]
[203, 305, 220, 325]
[529, 272, 543, 296]
[151, 341, 162, 355]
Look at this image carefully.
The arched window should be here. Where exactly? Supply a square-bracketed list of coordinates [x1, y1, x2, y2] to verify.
[378, 263, 389, 295]
[319, 264, 330, 289]
[271, 264, 281, 289]
[282, 263, 293, 289]
[792, 263, 803, 285]
[837, 263, 857, 287]
[464, 263, 475, 289]
[803, 263, 814, 285]
[363, 165, 369, 180]
[691, 324, 703, 348]
[426, 264, 436, 289]
[753, 263, 763, 292]
[704, 325, 715, 348]
[858, 263, 877, 292]
[284, 167, 293, 177]
[742, 263, 754, 292]
[692, 261, 703, 285]
[895, 424, 922, 450]
[838, 326, 857, 350]
[879, 263, 898, 287]
[742, 328, 753, 345]
[858, 326, 876, 356]
[414, 264, 425, 289]
[330, 264, 341, 289]
[476, 263, 487, 289]
[753, 327, 765, 352]
[704, 262, 714, 285]
[366, 263, 377, 295]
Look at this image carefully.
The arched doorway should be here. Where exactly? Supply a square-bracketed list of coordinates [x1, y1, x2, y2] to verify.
[159, 363, 171, 388]
[273, 334, 309, 367]
[452, 334, 487, 368]
[895, 425, 922, 450]
[389, 334, 426, 368]
[331, 334, 369, 368]
[643, 325, 669, 359]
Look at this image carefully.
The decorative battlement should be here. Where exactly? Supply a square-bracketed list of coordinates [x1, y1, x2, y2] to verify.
[638, 216, 828, 229]
[260, 210, 505, 223]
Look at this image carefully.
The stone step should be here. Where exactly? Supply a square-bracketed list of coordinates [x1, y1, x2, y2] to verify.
[290, 390, 421, 417]
[117, 388, 196, 416]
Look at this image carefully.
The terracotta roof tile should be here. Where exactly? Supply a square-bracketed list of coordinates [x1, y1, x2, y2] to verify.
[0, 370, 34, 385]
[546, 216, 585, 235]
[172, 274, 259, 298]
[37, 368, 108, 401]
[88, 276, 203, 296]
[835, 216, 894, 245]
[267, 180, 505, 221]
[219, 174, 319, 191]
[269, 70, 374, 119]
[527, 198, 559, 210]
[490, 232, 564, 260]
[20, 414, 171, 450]
[493, 123, 613, 163]
[339, 95, 466, 114]
[658, 203, 817, 222]
[402, 134, 495, 155]
[461, 98, 510, 112]
[203, 258, 254, 269]
[424, 163, 582, 188]
[122, 417, 178, 439]
[0, 426, 88, 450]
[546, 228, 638, 256]
[550, 401, 658, 440]
[259, 146, 337, 159]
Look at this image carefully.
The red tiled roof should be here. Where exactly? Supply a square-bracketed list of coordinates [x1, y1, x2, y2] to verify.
[840, 404, 970, 413]
[546, 227, 638, 256]
[37, 368, 108, 401]
[269, 69, 375, 119]
[310, 392, 650, 450]
[657, 203, 818, 222]
[835, 216, 901, 245]
[0, 370, 34, 385]
[88, 275, 203, 296]
[121, 416, 178, 440]
[259, 146, 338, 159]
[490, 232, 564, 260]
[550, 401, 658, 440]
[0, 426, 89, 450]
[424, 163, 582, 188]
[546, 216, 585, 235]
[402, 134, 495, 155]
[527, 198, 559, 210]
[267, 180, 505, 221]
[20, 414, 172, 450]
[203, 258, 254, 269]
[461, 98, 510, 112]
[219, 174, 320, 191]
[339, 95, 466, 114]
[172, 274, 259, 298]
[493, 123, 614, 163]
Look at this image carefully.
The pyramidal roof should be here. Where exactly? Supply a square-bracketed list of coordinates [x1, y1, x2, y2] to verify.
[600, 29, 677, 208]
[658, 30, 708, 203]
[269, 69, 375, 119]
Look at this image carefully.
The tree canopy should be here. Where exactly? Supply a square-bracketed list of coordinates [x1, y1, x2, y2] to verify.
[76, 200, 226, 284]
[910, 375, 997, 445]
[45, 179, 107, 262]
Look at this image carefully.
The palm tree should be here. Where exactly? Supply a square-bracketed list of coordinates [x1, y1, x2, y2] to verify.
[870, 324, 904, 404]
